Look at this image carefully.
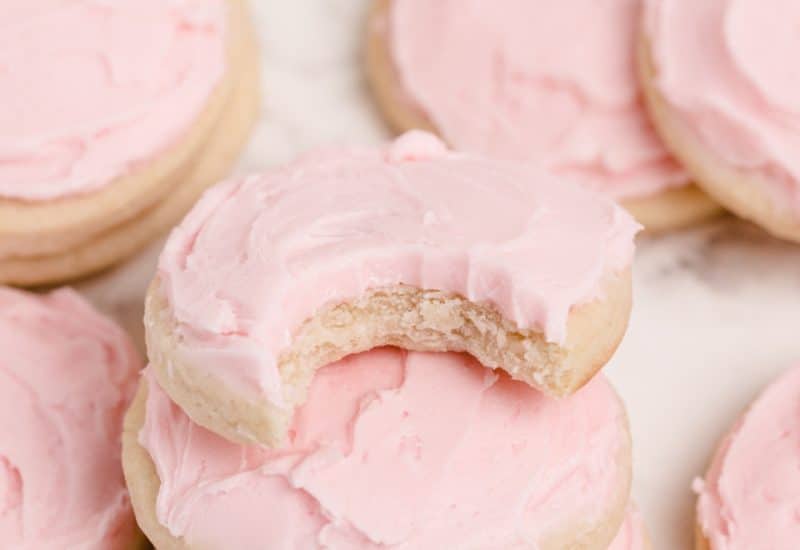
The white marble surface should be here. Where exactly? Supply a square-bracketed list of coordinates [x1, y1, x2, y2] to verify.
[74, 2, 800, 548]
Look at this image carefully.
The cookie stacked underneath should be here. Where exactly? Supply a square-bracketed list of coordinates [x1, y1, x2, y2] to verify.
[123, 132, 648, 549]
[0, 0, 259, 286]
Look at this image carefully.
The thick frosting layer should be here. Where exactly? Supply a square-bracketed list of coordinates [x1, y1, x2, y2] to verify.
[646, 0, 800, 212]
[140, 348, 628, 549]
[158, 131, 639, 405]
[609, 507, 648, 550]
[695, 363, 800, 549]
[0, 288, 141, 549]
[0, 0, 227, 201]
[388, 0, 688, 200]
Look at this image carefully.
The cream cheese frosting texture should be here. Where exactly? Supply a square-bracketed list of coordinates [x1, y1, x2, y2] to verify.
[0, 288, 141, 549]
[695, 363, 800, 549]
[157, 131, 639, 406]
[388, 0, 688, 200]
[645, 0, 800, 213]
[139, 348, 628, 549]
[0, 0, 227, 201]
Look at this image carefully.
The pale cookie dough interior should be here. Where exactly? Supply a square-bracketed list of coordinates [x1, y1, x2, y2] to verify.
[365, 0, 721, 232]
[124, 351, 632, 550]
[147, 269, 631, 447]
[146, 133, 638, 446]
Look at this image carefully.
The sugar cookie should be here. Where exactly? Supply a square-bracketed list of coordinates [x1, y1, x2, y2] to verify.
[124, 349, 632, 550]
[0, 287, 142, 549]
[0, 0, 259, 285]
[145, 132, 639, 445]
[640, 0, 800, 243]
[694, 363, 800, 549]
[366, 0, 720, 232]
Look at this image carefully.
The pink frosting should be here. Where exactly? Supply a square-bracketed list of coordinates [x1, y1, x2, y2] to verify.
[695, 363, 800, 549]
[0, 287, 141, 549]
[646, 0, 800, 213]
[157, 132, 639, 406]
[387, 0, 688, 200]
[0, 0, 227, 201]
[139, 348, 628, 549]
[609, 507, 648, 550]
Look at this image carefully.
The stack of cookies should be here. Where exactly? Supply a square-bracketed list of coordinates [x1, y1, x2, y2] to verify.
[122, 131, 647, 549]
[0, 0, 259, 286]
[3, 1, 800, 549]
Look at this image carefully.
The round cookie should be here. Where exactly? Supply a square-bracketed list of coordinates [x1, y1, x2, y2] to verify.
[146, 131, 639, 446]
[0, 287, 142, 549]
[123, 349, 632, 550]
[694, 363, 800, 549]
[639, 0, 800, 243]
[0, 0, 260, 286]
[365, 0, 720, 232]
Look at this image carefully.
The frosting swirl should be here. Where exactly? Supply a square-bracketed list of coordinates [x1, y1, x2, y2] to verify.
[157, 132, 639, 406]
[140, 348, 629, 549]
[695, 363, 800, 549]
[0, 0, 227, 201]
[646, 0, 800, 212]
[0, 288, 141, 549]
[388, 0, 688, 199]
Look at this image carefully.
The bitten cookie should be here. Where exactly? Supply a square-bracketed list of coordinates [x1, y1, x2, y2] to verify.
[0, 287, 142, 549]
[640, 0, 800, 243]
[694, 363, 800, 550]
[123, 348, 632, 550]
[145, 131, 639, 446]
[366, 0, 720, 232]
[0, 0, 260, 286]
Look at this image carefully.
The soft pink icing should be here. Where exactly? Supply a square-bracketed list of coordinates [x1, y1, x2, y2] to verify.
[695, 363, 800, 549]
[387, 0, 688, 200]
[646, 0, 800, 213]
[609, 507, 648, 550]
[157, 132, 639, 406]
[0, 0, 227, 201]
[139, 348, 628, 549]
[0, 287, 141, 549]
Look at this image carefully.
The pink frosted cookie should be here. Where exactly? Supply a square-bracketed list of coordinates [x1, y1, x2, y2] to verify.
[0, 287, 142, 549]
[123, 348, 632, 550]
[0, 0, 259, 286]
[640, 0, 800, 243]
[366, 0, 720, 232]
[694, 363, 800, 550]
[145, 131, 639, 446]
